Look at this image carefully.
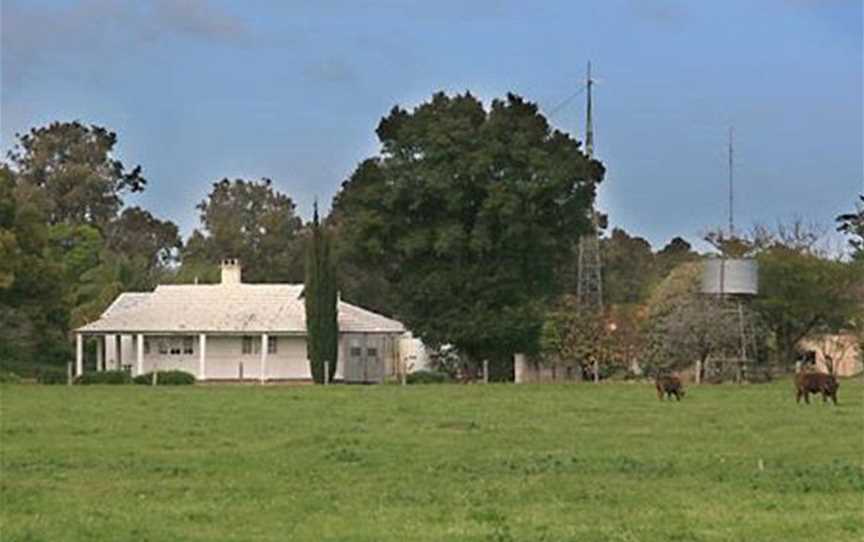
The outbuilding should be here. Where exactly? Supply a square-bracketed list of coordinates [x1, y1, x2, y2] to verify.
[74, 260, 405, 383]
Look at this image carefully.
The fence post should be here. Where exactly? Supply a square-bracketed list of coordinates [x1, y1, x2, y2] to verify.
[593, 359, 600, 383]
[67, 362, 73, 386]
[324, 361, 330, 385]
[513, 353, 526, 384]
[695, 359, 702, 385]
[152, 363, 158, 386]
[483, 360, 489, 384]
[239, 362, 244, 382]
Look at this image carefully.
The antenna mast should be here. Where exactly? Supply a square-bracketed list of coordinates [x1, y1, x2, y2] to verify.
[585, 61, 594, 159]
[728, 126, 734, 236]
[576, 61, 603, 312]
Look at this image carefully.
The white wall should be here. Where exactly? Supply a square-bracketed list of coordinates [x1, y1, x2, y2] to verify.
[104, 334, 311, 380]
[100, 333, 402, 381]
[398, 334, 431, 373]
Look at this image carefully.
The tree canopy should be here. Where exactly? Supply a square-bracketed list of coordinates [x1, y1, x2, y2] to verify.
[0, 123, 177, 373]
[178, 178, 304, 284]
[836, 195, 864, 261]
[755, 246, 861, 363]
[7, 122, 146, 228]
[333, 92, 603, 365]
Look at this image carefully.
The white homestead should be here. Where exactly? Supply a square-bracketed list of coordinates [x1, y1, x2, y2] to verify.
[74, 260, 405, 383]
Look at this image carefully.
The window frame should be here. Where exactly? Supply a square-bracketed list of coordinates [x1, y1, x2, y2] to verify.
[182, 336, 194, 355]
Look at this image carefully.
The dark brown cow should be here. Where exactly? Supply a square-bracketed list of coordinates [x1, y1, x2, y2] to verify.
[655, 374, 685, 401]
[795, 372, 839, 405]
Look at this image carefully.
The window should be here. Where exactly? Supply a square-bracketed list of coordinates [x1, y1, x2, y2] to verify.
[366, 347, 378, 358]
[169, 339, 181, 355]
[143, 338, 151, 355]
[350, 347, 362, 357]
[183, 336, 194, 355]
[268, 337, 278, 354]
[158, 339, 168, 355]
[241, 336, 266, 355]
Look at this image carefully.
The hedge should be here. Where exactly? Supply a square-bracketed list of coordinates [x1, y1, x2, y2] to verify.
[75, 370, 133, 385]
[133, 370, 196, 385]
[0, 370, 21, 384]
[36, 368, 68, 385]
[406, 370, 450, 384]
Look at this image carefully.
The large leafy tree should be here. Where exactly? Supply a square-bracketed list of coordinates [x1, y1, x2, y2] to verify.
[1, 122, 179, 373]
[755, 246, 861, 364]
[0, 167, 19, 289]
[7, 122, 146, 228]
[602, 228, 656, 304]
[178, 178, 304, 283]
[0, 169, 70, 369]
[332, 92, 602, 368]
[540, 297, 618, 380]
[654, 237, 699, 280]
[304, 203, 338, 383]
[836, 195, 864, 261]
[106, 207, 181, 271]
[643, 262, 741, 377]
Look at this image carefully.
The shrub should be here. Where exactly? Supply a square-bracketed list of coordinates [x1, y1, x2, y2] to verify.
[133, 370, 196, 386]
[36, 368, 69, 385]
[0, 370, 21, 383]
[75, 370, 133, 385]
[406, 370, 450, 384]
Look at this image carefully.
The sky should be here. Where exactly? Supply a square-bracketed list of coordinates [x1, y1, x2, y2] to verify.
[1, 0, 862, 252]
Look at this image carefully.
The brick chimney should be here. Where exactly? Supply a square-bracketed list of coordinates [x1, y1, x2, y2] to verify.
[221, 258, 242, 285]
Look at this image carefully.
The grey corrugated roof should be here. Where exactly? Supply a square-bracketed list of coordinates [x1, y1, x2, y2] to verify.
[77, 284, 404, 334]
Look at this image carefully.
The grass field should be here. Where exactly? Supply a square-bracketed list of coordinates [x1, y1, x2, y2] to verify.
[1, 380, 862, 541]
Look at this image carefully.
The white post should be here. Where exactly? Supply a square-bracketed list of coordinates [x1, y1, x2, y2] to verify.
[75, 334, 84, 376]
[136, 334, 144, 376]
[324, 361, 330, 385]
[260, 334, 268, 383]
[198, 334, 207, 381]
[483, 360, 489, 384]
[514, 353, 526, 384]
[695, 359, 702, 385]
[96, 336, 104, 372]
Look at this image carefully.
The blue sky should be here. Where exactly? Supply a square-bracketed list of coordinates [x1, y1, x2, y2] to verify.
[2, 0, 861, 252]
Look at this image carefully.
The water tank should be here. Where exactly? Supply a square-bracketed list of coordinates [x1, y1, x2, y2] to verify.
[701, 258, 758, 296]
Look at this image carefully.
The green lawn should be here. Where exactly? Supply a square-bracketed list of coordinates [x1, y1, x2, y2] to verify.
[1, 380, 862, 541]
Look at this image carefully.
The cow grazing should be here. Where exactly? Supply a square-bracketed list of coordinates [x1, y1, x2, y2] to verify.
[655, 374, 686, 401]
[795, 371, 839, 405]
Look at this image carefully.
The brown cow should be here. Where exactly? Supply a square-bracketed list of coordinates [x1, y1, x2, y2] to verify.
[795, 371, 839, 405]
[656, 374, 685, 401]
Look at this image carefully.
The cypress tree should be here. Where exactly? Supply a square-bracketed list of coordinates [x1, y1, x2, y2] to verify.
[304, 202, 338, 383]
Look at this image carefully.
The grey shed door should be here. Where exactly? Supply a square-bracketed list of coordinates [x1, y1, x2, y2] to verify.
[344, 334, 385, 383]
